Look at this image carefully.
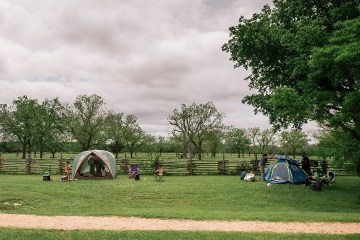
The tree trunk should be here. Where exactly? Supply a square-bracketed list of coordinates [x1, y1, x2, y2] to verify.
[22, 143, 26, 159]
[198, 143, 202, 160]
[182, 140, 187, 159]
[40, 145, 44, 159]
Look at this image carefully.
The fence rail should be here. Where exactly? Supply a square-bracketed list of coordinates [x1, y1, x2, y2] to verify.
[0, 156, 356, 176]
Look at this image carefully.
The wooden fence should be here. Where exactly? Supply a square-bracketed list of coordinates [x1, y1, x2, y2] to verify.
[0, 156, 355, 176]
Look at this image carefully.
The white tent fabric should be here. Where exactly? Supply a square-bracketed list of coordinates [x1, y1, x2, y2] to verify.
[72, 150, 116, 178]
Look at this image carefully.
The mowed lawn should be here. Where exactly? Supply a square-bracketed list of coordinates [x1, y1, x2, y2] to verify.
[1, 175, 360, 222]
[1, 175, 360, 240]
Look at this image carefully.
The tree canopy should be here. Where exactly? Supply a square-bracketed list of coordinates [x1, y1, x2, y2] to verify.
[66, 94, 108, 151]
[0, 96, 40, 158]
[279, 129, 309, 158]
[225, 127, 251, 158]
[222, 1, 360, 142]
[168, 102, 225, 160]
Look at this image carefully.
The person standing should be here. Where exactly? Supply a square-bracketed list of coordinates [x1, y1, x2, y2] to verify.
[65, 161, 71, 182]
[101, 166, 106, 177]
[88, 157, 96, 176]
[301, 152, 312, 176]
[259, 153, 269, 181]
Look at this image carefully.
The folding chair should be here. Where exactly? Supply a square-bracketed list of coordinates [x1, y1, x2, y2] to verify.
[128, 164, 138, 179]
[154, 167, 164, 182]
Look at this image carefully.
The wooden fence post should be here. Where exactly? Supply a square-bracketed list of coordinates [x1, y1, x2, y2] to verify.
[125, 158, 129, 174]
[222, 152, 226, 175]
[25, 155, 32, 174]
[58, 154, 65, 175]
[120, 158, 129, 174]
[0, 153, 3, 173]
[188, 150, 193, 175]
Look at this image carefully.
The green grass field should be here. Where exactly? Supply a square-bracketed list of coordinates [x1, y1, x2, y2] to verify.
[1, 175, 360, 239]
[0, 228, 359, 240]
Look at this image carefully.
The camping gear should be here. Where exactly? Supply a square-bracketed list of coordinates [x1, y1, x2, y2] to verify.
[310, 181, 322, 191]
[61, 176, 68, 181]
[327, 171, 336, 188]
[135, 172, 140, 180]
[244, 173, 255, 182]
[264, 156, 308, 184]
[154, 167, 164, 182]
[72, 150, 117, 179]
[43, 172, 51, 181]
[240, 171, 247, 180]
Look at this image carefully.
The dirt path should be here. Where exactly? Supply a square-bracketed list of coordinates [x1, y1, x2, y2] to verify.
[1, 214, 360, 234]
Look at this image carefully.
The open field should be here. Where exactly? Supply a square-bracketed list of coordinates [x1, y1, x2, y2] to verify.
[1, 175, 360, 239]
[1, 175, 360, 222]
[1, 228, 359, 240]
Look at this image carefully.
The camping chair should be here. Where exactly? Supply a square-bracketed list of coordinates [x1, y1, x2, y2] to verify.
[327, 171, 336, 188]
[154, 166, 164, 182]
[128, 164, 138, 179]
[309, 171, 328, 191]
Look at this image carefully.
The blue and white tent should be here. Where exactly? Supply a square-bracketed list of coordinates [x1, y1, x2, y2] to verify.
[264, 155, 308, 184]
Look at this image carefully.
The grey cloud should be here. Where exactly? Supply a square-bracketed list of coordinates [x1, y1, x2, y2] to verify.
[1, 0, 308, 138]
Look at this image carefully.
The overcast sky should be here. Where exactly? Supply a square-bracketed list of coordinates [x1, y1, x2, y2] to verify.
[0, 0, 317, 137]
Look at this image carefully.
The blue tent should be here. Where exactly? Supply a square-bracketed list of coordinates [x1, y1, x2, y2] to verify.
[264, 156, 308, 184]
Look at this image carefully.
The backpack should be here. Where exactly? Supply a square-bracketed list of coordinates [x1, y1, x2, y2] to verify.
[135, 172, 140, 180]
[240, 171, 247, 180]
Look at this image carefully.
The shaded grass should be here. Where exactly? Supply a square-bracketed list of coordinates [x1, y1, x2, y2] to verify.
[0, 228, 359, 240]
[1, 175, 360, 222]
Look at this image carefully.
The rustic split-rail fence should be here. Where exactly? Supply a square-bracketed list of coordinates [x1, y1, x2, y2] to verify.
[0, 154, 354, 176]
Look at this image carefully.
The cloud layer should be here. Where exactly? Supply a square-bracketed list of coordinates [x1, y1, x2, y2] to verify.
[0, 0, 315, 137]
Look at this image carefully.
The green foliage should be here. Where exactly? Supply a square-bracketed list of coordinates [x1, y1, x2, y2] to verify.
[168, 102, 225, 160]
[225, 127, 251, 157]
[66, 94, 108, 151]
[279, 129, 309, 158]
[36, 98, 67, 158]
[247, 127, 277, 156]
[205, 128, 225, 158]
[150, 153, 161, 169]
[315, 129, 360, 176]
[223, 0, 360, 171]
[0, 96, 66, 159]
[223, 0, 360, 138]
[121, 115, 146, 158]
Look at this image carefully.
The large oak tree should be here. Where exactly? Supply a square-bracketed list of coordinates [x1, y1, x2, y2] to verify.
[223, 1, 360, 141]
